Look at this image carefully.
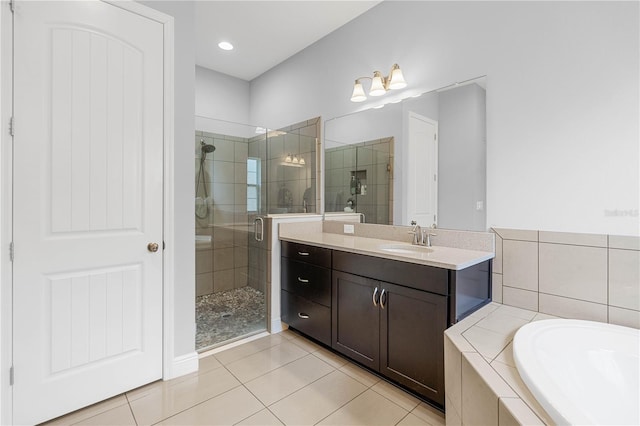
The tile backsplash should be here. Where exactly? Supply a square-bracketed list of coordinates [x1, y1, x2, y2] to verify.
[492, 228, 640, 329]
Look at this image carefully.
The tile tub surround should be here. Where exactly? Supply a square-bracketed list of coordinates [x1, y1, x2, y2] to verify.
[279, 221, 494, 270]
[444, 302, 557, 425]
[492, 228, 640, 329]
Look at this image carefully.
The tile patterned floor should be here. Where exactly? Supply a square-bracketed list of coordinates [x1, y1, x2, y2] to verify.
[44, 330, 445, 426]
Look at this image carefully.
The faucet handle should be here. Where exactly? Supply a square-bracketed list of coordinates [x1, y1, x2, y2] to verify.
[408, 224, 421, 244]
[424, 230, 437, 247]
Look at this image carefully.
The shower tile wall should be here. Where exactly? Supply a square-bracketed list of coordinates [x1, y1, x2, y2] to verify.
[246, 117, 319, 294]
[253, 117, 319, 215]
[195, 118, 319, 298]
[195, 131, 250, 297]
[325, 137, 394, 225]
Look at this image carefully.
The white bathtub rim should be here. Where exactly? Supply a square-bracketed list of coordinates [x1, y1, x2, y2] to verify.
[514, 319, 640, 426]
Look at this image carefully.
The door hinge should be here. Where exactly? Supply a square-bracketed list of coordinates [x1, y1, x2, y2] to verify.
[9, 116, 14, 136]
[434, 134, 436, 140]
[433, 174, 437, 182]
[8, 0, 14, 13]
[9, 242, 14, 262]
[434, 214, 437, 222]
[9, 366, 14, 386]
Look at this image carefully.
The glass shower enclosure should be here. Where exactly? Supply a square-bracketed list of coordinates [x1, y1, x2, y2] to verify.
[194, 116, 317, 351]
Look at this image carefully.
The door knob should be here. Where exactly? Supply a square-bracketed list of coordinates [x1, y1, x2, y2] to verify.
[147, 242, 159, 252]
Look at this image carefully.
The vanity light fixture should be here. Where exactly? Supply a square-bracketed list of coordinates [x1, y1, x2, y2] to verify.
[350, 63, 407, 102]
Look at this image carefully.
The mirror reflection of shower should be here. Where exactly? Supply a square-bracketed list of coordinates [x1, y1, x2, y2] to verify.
[195, 139, 216, 219]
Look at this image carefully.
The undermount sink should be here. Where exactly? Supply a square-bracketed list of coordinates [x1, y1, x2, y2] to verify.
[377, 244, 434, 255]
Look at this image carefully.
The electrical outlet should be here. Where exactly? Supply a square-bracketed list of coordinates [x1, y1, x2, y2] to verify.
[344, 224, 355, 234]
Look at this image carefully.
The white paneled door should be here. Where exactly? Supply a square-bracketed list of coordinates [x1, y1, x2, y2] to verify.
[12, 2, 164, 424]
[406, 112, 438, 227]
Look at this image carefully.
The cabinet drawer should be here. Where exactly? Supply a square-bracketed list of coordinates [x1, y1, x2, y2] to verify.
[281, 290, 331, 346]
[333, 250, 449, 296]
[281, 258, 331, 306]
[282, 241, 331, 268]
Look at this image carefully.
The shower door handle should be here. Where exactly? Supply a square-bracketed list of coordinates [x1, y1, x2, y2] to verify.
[254, 217, 264, 242]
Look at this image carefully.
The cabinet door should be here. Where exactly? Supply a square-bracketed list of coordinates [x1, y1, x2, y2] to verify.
[332, 271, 380, 370]
[379, 282, 447, 407]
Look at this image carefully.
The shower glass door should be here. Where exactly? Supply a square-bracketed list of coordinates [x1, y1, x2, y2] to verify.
[194, 116, 269, 351]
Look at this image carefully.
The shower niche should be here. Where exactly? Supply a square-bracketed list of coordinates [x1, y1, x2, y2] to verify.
[194, 116, 319, 351]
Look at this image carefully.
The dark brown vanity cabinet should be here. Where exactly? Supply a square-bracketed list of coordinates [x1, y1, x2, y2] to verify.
[332, 253, 448, 407]
[281, 240, 491, 410]
[281, 242, 332, 345]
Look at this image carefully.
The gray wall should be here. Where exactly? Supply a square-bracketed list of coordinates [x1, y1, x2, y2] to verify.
[438, 84, 486, 231]
[249, 1, 639, 236]
[196, 66, 250, 124]
[139, 0, 196, 359]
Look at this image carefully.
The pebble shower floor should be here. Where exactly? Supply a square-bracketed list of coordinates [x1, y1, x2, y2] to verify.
[196, 286, 267, 351]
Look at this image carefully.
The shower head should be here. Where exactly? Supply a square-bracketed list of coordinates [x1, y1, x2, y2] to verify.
[200, 140, 216, 154]
[202, 144, 215, 153]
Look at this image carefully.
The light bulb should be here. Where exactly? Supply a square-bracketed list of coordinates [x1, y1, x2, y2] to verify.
[388, 64, 407, 90]
[285, 153, 292, 163]
[369, 71, 386, 96]
[350, 80, 366, 102]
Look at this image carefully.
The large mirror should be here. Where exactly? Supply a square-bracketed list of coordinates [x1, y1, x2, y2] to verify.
[324, 76, 486, 231]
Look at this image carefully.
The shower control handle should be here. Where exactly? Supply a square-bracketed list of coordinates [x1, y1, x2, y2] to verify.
[147, 242, 159, 252]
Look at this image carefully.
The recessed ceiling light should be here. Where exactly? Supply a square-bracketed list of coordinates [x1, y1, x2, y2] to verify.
[218, 41, 234, 51]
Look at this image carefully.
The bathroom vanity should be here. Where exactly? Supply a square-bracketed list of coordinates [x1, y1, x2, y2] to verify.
[279, 224, 493, 409]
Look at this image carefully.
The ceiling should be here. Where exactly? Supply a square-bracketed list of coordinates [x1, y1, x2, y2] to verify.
[195, 1, 381, 81]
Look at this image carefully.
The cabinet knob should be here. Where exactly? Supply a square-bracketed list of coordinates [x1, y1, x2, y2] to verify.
[380, 289, 387, 309]
[298, 313, 310, 319]
[297, 251, 310, 256]
[372, 287, 379, 307]
[297, 277, 309, 283]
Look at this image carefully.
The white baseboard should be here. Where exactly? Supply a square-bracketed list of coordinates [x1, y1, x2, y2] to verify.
[165, 351, 198, 380]
[270, 317, 284, 334]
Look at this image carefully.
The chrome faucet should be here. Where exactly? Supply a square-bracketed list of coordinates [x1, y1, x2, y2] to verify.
[409, 221, 437, 246]
[408, 221, 421, 245]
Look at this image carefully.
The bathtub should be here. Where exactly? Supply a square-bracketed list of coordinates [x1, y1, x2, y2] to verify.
[514, 319, 639, 425]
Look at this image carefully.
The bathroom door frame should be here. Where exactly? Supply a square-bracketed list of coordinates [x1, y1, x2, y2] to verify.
[0, 1, 182, 423]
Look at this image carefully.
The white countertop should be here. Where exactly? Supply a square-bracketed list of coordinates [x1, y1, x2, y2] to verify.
[279, 231, 494, 270]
